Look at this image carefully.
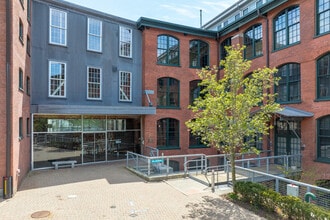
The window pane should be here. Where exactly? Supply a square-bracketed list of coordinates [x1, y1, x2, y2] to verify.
[119, 71, 132, 101]
[157, 77, 179, 107]
[157, 118, 179, 148]
[157, 35, 179, 65]
[88, 18, 102, 52]
[120, 27, 132, 57]
[88, 67, 101, 99]
[50, 9, 67, 45]
[276, 63, 300, 102]
[317, 54, 330, 98]
[49, 61, 66, 97]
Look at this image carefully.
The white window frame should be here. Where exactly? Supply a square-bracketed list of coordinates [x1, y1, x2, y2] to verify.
[119, 26, 132, 58]
[87, 18, 102, 52]
[49, 8, 67, 46]
[119, 71, 132, 102]
[87, 66, 102, 100]
[48, 60, 66, 98]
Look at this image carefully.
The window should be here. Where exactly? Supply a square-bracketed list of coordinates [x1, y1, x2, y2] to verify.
[19, 68, 23, 90]
[119, 71, 132, 102]
[275, 63, 301, 103]
[274, 6, 300, 50]
[190, 80, 205, 105]
[244, 24, 262, 59]
[317, 116, 330, 163]
[220, 37, 231, 62]
[189, 40, 209, 68]
[26, 76, 30, 95]
[157, 35, 179, 65]
[189, 132, 207, 148]
[87, 67, 102, 100]
[256, 0, 263, 8]
[27, 0, 31, 22]
[19, 19, 24, 43]
[20, 0, 24, 8]
[49, 8, 67, 46]
[19, 117, 23, 140]
[87, 18, 102, 52]
[26, 35, 30, 55]
[49, 61, 66, 97]
[317, 53, 330, 99]
[317, 0, 330, 35]
[157, 118, 179, 149]
[157, 77, 180, 108]
[119, 26, 132, 58]
[26, 118, 30, 136]
[245, 133, 263, 150]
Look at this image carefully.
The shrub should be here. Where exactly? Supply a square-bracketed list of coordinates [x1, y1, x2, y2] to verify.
[234, 181, 330, 220]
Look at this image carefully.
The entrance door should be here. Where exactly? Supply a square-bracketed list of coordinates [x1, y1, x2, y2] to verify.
[82, 133, 106, 163]
[275, 120, 301, 167]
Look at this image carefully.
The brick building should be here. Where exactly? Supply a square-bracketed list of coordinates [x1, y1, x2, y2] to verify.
[0, 0, 32, 197]
[1, 0, 330, 197]
[204, 0, 330, 183]
[137, 18, 220, 167]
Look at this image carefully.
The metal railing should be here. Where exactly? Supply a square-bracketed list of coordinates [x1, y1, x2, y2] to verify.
[226, 164, 330, 210]
[126, 152, 206, 177]
[144, 146, 159, 157]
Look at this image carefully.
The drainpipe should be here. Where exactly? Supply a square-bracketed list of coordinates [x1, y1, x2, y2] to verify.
[258, 10, 271, 156]
[6, 0, 13, 180]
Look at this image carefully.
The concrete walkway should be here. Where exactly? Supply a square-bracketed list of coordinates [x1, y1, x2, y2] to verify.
[0, 161, 266, 219]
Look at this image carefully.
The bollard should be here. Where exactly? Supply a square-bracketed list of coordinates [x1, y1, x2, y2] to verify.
[3, 176, 13, 199]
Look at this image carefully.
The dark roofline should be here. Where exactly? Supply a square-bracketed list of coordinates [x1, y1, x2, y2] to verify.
[217, 0, 288, 36]
[137, 17, 218, 39]
[35, 0, 136, 27]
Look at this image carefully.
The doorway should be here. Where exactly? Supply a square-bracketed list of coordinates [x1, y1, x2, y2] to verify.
[82, 133, 106, 163]
[275, 119, 301, 167]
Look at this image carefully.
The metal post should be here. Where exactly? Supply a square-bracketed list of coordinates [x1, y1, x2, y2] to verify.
[211, 170, 215, 193]
[275, 178, 279, 193]
[147, 157, 150, 176]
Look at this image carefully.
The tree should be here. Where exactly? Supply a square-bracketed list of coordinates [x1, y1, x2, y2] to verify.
[186, 45, 281, 192]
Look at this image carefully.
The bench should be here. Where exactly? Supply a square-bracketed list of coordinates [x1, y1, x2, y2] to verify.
[52, 160, 77, 169]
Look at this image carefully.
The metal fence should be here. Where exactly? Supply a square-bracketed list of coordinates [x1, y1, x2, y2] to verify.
[126, 151, 206, 176]
[227, 165, 330, 210]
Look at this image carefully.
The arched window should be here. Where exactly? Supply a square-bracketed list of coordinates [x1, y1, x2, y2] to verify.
[157, 118, 179, 149]
[244, 24, 262, 59]
[220, 37, 231, 61]
[157, 77, 180, 108]
[157, 35, 179, 65]
[317, 53, 330, 99]
[317, 116, 330, 162]
[275, 63, 301, 103]
[189, 40, 209, 68]
[274, 6, 300, 50]
[190, 80, 205, 105]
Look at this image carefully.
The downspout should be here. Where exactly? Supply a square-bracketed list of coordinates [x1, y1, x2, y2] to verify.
[259, 10, 271, 156]
[6, 0, 13, 178]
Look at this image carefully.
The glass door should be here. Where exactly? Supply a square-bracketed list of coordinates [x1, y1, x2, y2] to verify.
[275, 120, 301, 167]
[82, 133, 106, 163]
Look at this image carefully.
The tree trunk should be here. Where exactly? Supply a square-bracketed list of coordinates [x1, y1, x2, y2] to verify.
[230, 151, 237, 193]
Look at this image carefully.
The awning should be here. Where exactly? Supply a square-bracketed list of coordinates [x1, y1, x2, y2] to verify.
[276, 106, 314, 118]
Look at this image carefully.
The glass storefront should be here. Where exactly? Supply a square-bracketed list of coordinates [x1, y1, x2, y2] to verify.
[33, 115, 141, 169]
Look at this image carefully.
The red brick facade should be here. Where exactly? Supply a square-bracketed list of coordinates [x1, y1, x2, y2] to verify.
[0, 0, 31, 195]
[141, 26, 219, 157]
[219, 0, 330, 183]
[140, 0, 330, 183]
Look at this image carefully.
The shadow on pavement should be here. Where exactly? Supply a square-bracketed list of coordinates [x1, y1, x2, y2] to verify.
[19, 161, 144, 191]
[182, 195, 267, 220]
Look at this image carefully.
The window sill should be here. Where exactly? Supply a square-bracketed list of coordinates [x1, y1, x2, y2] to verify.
[157, 106, 181, 109]
[157, 146, 180, 150]
[157, 63, 181, 67]
[273, 41, 300, 52]
[189, 145, 209, 149]
[314, 98, 330, 102]
[314, 158, 330, 164]
[277, 100, 301, 104]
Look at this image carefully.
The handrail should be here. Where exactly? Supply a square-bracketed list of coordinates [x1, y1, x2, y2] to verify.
[183, 154, 206, 175]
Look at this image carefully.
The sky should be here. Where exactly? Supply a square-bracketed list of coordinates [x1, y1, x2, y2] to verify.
[65, 0, 234, 28]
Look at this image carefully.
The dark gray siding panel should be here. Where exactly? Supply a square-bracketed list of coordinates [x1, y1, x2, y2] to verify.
[31, 0, 145, 112]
